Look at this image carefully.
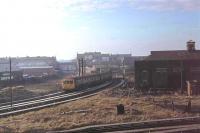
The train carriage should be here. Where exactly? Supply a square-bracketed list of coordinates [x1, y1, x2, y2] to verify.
[62, 72, 112, 91]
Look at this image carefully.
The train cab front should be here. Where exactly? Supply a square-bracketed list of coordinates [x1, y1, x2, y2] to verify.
[62, 78, 75, 91]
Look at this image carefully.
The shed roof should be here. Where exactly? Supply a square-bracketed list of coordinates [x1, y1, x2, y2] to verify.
[19, 66, 53, 69]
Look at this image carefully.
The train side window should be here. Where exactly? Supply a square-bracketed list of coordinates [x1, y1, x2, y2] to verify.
[64, 80, 73, 84]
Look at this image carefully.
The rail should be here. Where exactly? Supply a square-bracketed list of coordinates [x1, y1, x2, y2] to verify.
[0, 79, 124, 118]
[0, 91, 66, 107]
[48, 116, 200, 133]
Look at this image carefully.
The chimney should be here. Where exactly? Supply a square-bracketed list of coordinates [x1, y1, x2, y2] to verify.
[187, 40, 195, 52]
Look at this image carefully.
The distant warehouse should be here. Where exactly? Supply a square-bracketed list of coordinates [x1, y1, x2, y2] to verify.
[20, 66, 56, 78]
[135, 40, 200, 91]
[0, 56, 58, 85]
[0, 59, 23, 86]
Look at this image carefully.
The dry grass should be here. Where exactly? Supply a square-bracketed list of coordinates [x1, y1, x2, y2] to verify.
[0, 79, 60, 103]
[0, 86, 200, 133]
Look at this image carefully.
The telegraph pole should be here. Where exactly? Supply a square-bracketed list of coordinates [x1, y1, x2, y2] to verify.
[78, 59, 81, 77]
[180, 60, 183, 94]
[78, 58, 84, 76]
[81, 58, 84, 76]
[9, 57, 13, 107]
[122, 59, 125, 80]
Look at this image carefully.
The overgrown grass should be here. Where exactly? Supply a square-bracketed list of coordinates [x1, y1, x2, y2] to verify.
[0, 86, 199, 133]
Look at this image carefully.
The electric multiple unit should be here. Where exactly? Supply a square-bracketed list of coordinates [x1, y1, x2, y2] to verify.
[62, 72, 112, 91]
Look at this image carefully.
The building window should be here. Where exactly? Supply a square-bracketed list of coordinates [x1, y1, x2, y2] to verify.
[141, 70, 149, 79]
[173, 67, 182, 72]
[155, 68, 168, 72]
[191, 67, 200, 72]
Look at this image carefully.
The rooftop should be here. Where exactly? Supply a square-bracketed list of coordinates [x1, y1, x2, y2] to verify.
[146, 50, 200, 61]
[145, 40, 200, 61]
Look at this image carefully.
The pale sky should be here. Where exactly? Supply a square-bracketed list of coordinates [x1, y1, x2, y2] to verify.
[0, 0, 199, 60]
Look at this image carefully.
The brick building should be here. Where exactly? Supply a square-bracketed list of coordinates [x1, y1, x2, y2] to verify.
[135, 40, 200, 92]
[58, 61, 77, 74]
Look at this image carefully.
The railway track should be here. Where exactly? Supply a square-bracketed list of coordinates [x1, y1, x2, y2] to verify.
[0, 91, 66, 107]
[0, 79, 123, 118]
[49, 116, 200, 133]
[107, 124, 200, 133]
